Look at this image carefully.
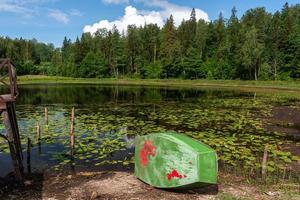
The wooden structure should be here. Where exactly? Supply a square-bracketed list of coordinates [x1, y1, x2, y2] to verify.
[0, 58, 23, 181]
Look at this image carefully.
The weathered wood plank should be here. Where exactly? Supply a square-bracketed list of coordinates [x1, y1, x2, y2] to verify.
[2, 110, 23, 181]
[0, 59, 23, 181]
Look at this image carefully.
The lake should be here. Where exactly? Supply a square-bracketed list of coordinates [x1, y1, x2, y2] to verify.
[0, 84, 299, 181]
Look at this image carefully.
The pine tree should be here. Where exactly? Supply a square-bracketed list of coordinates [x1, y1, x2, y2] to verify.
[195, 19, 208, 60]
[267, 11, 282, 79]
[126, 25, 141, 75]
[161, 15, 181, 78]
[227, 7, 241, 78]
[215, 12, 227, 61]
[241, 26, 264, 80]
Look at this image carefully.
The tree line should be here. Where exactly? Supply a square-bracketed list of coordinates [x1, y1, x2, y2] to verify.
[0, 3, 299, 80]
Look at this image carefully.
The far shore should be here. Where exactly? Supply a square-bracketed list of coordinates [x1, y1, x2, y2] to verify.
[17, 75, 300, 93]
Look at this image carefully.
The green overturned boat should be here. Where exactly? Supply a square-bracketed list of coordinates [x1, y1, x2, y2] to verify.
[134, 132, 217, 189]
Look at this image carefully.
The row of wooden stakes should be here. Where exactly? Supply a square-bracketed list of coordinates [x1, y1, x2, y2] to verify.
[35, 107, 75, 152]
[26, 107, 75, 173]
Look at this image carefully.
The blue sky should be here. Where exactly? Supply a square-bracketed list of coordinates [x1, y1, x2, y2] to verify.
[0, 0, 298, 47]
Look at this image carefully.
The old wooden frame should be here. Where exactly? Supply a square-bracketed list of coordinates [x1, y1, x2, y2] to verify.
[0, 58, 23, 181]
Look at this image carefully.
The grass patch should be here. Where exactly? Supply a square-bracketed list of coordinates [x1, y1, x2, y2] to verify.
[17, 75, 300, 92]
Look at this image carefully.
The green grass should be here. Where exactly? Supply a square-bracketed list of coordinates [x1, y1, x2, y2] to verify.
[17, 75, 300, 92]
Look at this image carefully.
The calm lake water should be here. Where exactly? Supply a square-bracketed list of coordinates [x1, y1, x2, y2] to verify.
[0, 84, 300, 179]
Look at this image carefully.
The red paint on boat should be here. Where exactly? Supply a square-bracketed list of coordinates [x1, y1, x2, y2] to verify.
[167, 170, 184, 180]
[140, 140, 156, 167]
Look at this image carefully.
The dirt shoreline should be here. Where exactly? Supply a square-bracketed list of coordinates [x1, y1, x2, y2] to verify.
[1, 171, 299, 200]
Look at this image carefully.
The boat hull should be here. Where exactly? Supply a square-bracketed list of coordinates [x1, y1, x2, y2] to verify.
[134, 132, 217, 189]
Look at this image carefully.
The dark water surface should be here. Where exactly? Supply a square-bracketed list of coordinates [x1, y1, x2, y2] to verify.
[0, 84, 300, 179]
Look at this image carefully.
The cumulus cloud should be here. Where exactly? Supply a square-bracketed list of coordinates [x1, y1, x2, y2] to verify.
[48, 9, 69, 24]
[102, 0, 129, 4]
[84, 6, 163, 34]
[84, 0, 209, 34]
[143, 0, 209, 26]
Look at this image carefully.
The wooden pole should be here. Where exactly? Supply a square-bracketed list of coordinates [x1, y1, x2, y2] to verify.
[44, 107, 48, 125]
[36, 122, 41, 141]
[262, 145, 268, 180]
[2, 110, 23, 181]
[70, 107, 75, 156]
[7, 103, 23, 160]
[27, 138, 31, 174]
[36, 122, 42, 154]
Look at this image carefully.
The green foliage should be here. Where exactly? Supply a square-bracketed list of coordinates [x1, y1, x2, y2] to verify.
[259, 63, 272, 80]
[241, 26, 264, 80]
[202, 59, 217, 79]
[181, 48, 204, 79]
[142, 62, 163, 79]
[17, 60, 37, 75]
[278, 71, 293, 81]
[79, 52, 108, 78]
[213, 60, 234, 80]
[0, 3, 300, 80]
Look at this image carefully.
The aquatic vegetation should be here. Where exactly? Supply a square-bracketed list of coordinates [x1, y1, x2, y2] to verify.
[0, 142, 9, 154]
[0, 85, 299, 182]
[0, 121, 9, 153]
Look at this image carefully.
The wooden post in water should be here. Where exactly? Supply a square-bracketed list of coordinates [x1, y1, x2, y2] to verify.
[27, 138, 31, 174]
[262, 145, 268, 180]
[70, 107, 75, 156]
[36, 122, 42, 154]
[45, 107, 48, 125]
[36, 122, 41, 141]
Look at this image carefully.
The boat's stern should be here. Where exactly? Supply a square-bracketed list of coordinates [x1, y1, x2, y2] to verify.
[198, 151, 218, 184]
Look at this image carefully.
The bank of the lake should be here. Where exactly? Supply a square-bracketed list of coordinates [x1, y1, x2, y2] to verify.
[18, 75, 300, 92]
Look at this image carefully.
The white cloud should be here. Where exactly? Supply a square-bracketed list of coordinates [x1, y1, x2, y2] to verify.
[84, 6, 164, 34]
[0, 0, 57, 6]
[69, 9, 82, 16]
[84, 0, 209, 34]
[0, 1, 35, 15]
[142, 0, 209, 26]
[0, 0, 81, 24]
[102, 0, 129, 4]
[0, 0, 57, 17]
[48, 9, 69, 24]
[0, 2, 30, 13]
